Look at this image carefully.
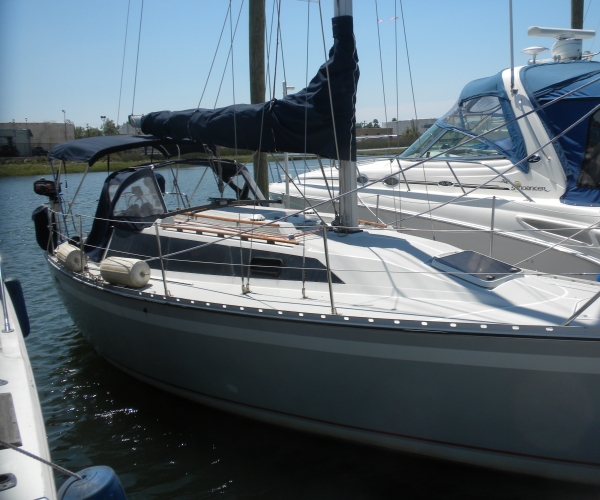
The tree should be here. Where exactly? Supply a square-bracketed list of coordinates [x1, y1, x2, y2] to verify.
[102, 118, 120, 136]
[372, 119, 380, 129]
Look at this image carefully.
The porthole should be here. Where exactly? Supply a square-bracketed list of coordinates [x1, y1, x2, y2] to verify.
[383, 176, 400, 187]
[357, 174, 369, 184]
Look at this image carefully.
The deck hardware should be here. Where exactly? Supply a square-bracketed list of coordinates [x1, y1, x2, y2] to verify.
[154, 222, 169, 297]
[1, 257, 14, 333]
[563, 288, 600, 326]
[489, 196, 496, 257]
[445, 161, 466, 194]
[322, 226, 337, 315]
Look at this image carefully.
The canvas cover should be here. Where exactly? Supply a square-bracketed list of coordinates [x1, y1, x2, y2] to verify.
[139, 16, 359, 161]
[521, 61, 600, 206]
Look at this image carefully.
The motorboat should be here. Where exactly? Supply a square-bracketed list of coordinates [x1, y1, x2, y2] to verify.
[33, 5, 600, 484]
[270, 26, 600, 280]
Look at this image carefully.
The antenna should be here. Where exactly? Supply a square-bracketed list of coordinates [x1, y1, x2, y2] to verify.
[509, 0, 515, 93]
[527, 26, 596, 62]
[528, 26, 595, 39]
[521, 46, 548, 64]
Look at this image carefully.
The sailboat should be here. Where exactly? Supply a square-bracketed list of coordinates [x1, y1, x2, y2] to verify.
[270, 25, 600, 280]
[34, 2, 600, 484]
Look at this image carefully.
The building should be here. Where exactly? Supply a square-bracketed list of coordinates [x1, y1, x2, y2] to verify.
[0, 122, 75, 157]
[356, 127, 394, 137]
[384, 118, 437, 135]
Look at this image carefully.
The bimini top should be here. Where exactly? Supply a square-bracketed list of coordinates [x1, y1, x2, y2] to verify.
[48, 135, 207, 166]
[521, 61, 600, 206]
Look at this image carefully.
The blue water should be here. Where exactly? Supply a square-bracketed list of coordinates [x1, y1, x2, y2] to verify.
[0, 167, 598, 499]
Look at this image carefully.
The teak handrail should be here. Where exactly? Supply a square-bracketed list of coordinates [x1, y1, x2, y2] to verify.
[183, 212, 280, 227]
[358, 219, 387, 228]
[161, 223, 299, 245]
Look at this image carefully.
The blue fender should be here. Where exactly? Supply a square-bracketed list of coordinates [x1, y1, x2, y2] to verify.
[57, 466, 126, 500]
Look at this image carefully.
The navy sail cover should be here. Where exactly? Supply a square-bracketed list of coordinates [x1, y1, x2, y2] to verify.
[139, 16, 359, 161]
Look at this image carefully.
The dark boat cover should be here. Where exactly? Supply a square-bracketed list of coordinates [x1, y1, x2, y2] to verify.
[521, 61, 600, 206]
[139, 16, 359, 161]
[48, 135, 208, 166]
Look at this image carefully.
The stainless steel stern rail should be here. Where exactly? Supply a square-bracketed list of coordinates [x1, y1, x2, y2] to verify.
[0, 257, 13, 333]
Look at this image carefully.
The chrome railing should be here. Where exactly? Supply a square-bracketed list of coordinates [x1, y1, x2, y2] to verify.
[0, 256, 13, 333]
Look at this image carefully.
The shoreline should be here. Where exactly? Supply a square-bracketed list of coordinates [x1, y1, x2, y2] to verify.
[0, 148, 406, 177]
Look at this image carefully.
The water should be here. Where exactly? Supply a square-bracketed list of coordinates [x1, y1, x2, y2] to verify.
[1, 169, 599, 499]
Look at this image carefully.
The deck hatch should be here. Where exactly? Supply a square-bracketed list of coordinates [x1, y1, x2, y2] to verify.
[432, 251, 521, 288]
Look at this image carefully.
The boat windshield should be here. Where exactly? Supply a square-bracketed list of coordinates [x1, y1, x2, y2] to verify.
[112, 174, 166, 218]
[401, 95, 511, 159]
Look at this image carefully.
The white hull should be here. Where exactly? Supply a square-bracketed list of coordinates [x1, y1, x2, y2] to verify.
[280, 190, 600, 279]
[49, 256, 600, 484]
[0, 283, 56, 499]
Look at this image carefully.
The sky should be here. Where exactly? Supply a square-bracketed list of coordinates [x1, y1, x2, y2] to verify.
[1, 0, 600, 129]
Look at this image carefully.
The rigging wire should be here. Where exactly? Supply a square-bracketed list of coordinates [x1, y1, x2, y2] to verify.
[399, 0, 418, 142]
[229, 0, 238, 157]
[271, 0, 282, 101]
[197, 3, 231, 109]
[213, 1, 244, 108]
[301, 0, 312, 298]
[374, 0, 390, 148]
[131, 0, 144, 115]
[117, 0, 131, 127]
[392, 0, 400, 228]
[398, 0, 433, 234]
[317, 2, 341, 192]
[265, 0, 277, 102]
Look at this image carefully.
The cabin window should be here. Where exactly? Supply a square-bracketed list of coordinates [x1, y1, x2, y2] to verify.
[577, 109, 600, 189]
[250, 257, 283, 278]
[423, 129, 501, 158]
[383, 176, 400, 187]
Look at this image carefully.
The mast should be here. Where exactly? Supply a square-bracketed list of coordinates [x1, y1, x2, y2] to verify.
[249, 0, 269, 197]
[334, 0, 358, 232]
[572, 0, 584, 29]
